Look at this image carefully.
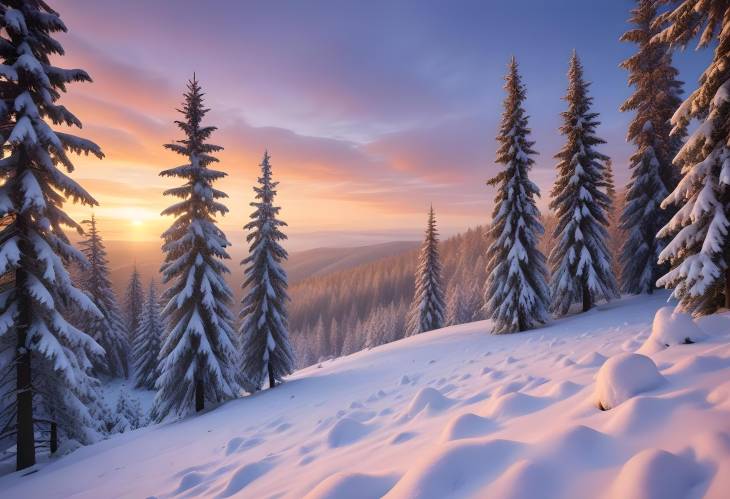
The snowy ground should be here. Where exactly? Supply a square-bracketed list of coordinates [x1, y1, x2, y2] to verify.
[2, 292, 730, 498]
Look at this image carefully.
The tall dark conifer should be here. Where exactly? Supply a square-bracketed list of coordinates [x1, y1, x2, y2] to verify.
[407, 206, 446, 335]
[484, 57, 550, 333]
[240, 151, 294, 390]
[0, 0, 104, 470]
[604, 158, 617, 207]
[619, 0, 684, 295]
[132, 280, 163, 390]
[152, 76, 239, 420]
[124, 264, 145, 344]
[549, 52, 619, 315]
[78, 215, 129, 379]
[655, 0, 730, 315]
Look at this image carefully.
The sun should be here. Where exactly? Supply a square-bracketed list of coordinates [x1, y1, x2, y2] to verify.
[131, 219, 143, 227]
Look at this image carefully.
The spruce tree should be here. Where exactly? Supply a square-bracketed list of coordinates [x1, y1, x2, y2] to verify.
[484, 57, 550, 333]
[0, 0, 105, 470]
[152, 76, 239, 420]
[619, 0, 684, 295]
[407, 206, 446, 335]
[653, 0, 730, 314]
[113, 387, 145, 432]
[240, 151, 295, 390]
[78, 215, 129, 378]
[604, 158, 617, 207]
[549, 51, 619, 315]
[312, 315, 327, 359]
[132, 280, 163, 390]
[124, 264, 145, 345]
[329, 312, 343, 356]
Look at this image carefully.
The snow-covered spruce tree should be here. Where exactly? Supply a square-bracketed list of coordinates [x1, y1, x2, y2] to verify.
[152, 76, 239, 420]
[604, 158, 617, 208]
[132, 280, 163, 390]
[0, 0, 106, 470]
[326, 317, 347, 357]
[407, 206, 446, 335]
[619, 0, 684, 295]
[484, 57, 550, 333]
[78, 215, 129, 378]
[311, 315, 327, 359]
[550, 52, 619, 316]
[653, 0, 730, 314]
[112, 387, 145, 432]
[240, 151, 295, 390]
[123, 264, 144, 345]
[447, 279, 483, 326]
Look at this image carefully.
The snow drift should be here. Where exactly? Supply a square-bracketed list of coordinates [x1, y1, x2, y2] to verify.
[639, 306, 707, 354]
[595, 353, 664, 410]
[2, 293, 730, 499]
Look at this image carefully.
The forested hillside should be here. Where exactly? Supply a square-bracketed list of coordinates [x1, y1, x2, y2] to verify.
[289, 227, 490, 365]
[291, 198, 626, 368]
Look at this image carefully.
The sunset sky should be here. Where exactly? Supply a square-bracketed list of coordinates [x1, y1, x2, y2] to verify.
[53, 0, 710, 251]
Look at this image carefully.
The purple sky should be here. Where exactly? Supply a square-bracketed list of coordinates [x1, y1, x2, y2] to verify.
[54, 0, 711, 249]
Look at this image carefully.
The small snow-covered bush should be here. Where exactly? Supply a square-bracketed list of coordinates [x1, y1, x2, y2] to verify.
[115, 388, 146, 432]
[639, 307, 706, 354]
[595, 353, 664, 410]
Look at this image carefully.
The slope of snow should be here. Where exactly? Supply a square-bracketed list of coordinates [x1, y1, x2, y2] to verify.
[2, 293, 730, 498]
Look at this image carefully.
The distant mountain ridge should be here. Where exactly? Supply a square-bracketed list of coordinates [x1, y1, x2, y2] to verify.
[102, 239, 420, 298]
[285, 241, 419, 283]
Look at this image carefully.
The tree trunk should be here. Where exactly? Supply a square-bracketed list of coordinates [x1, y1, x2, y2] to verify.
[16, 268, 35, 471]
[195, 378, 204, 412]
[50, 421, 58, 455]
[268, 364, 276, 389]
[725, 268, 730, 309]
[582, 282, 592, 313]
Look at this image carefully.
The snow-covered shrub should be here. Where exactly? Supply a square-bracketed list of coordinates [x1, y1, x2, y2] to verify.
[595, 353, 664, 410]
[639, 306, 707, 354]
[115, 388, 146, 431]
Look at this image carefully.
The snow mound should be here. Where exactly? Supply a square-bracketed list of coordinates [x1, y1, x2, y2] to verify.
[326, 418, 374, 448]
[390, 431, 418, 445]
[707, 380, 730, 410]
[304, 472, 398, 499]
[493, 379, 529, 398]
[595, 353, 664, 410]
[481, 459, 555, 499]
[606, 395, 676, 435]
[441, 412, 497, 441]
[576, 351, 607, 368]
[558, 356, 575, 367]
[399, 387, 454, 421]
[541, 380, 583, 399]
[608, 449, 705, 499]
[484, 392, 550, 420]
[639, 307, 706, 354]
[534, 425, 617, 467]
[385, 439, 522, 498]
[219, 458, 277, 497]
[694, 312, 730, 336]
[662, 354, 730, 377]
[226, 436, 263, 455]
